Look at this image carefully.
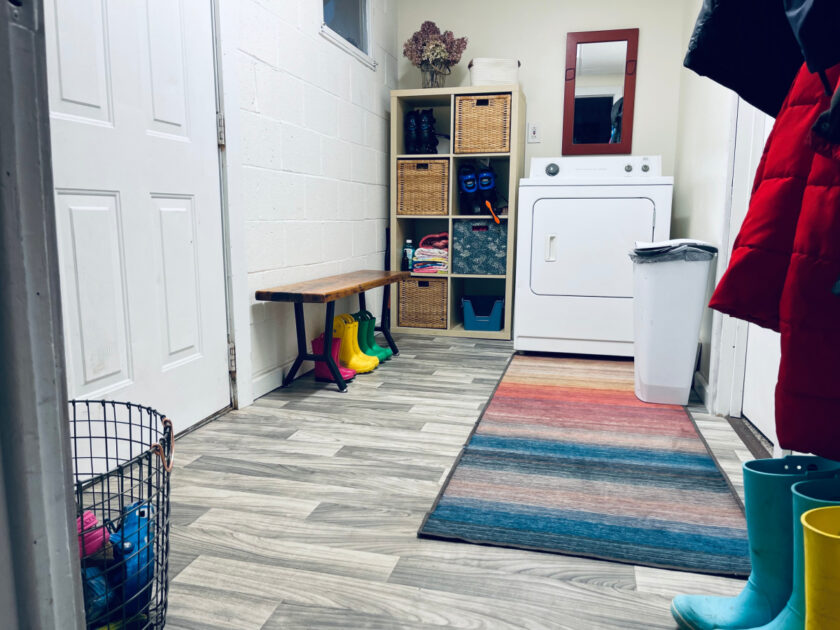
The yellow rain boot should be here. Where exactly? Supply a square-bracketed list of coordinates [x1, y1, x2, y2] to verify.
[803, 505, 840, 629]
[334, 316, 377, 374]
[340, 314, 379, 371]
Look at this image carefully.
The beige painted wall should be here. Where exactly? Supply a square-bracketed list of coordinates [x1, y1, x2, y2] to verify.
[396, 0, 689, 174]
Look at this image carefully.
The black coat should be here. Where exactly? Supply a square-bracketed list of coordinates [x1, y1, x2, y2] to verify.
[684, 0, 803, 117]
[785, 0, 840, 73]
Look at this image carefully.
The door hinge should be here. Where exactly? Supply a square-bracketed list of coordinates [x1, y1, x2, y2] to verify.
[228, 341, 236, 373]
[216, 112, 226, 147]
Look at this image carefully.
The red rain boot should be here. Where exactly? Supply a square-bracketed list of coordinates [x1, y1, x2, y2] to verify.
[312, 334, 355, 383]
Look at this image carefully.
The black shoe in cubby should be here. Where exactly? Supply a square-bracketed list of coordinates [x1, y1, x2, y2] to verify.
[404, 110, 420, 154]
[418, 109, 438, 154]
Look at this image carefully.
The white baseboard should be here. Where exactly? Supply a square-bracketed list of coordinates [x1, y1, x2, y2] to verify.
[693, 370, 711, 412]
[251, 357, 313, 402]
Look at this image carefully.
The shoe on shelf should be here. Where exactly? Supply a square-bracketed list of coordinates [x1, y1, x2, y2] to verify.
[458, 163, 481, 214]
[418, 108, 438, 154]
[311, 334, 356, 383]
[404, 110, 420, 154]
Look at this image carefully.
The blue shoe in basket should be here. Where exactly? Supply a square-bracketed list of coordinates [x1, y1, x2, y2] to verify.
[109, 502, 155, 618]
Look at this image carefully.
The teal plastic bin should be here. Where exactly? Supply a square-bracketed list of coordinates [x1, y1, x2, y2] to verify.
[462, 296, 504, 331]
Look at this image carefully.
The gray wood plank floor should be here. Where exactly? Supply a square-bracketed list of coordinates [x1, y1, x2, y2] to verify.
[167, 336, 747, 630]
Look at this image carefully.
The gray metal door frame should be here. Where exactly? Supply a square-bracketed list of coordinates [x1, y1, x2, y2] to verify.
[0, 1, 85, 626]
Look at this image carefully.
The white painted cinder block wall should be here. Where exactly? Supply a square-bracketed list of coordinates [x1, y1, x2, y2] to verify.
[235, 0, 399, 399]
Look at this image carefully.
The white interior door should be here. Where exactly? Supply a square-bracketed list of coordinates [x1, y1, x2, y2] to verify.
[45, 0, 230, 432]
[735, 109, 780, 445]
[531, 197, 655, 297]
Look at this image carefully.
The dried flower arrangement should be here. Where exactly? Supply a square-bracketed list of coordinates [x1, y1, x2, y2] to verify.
[403, 21, 468, 88]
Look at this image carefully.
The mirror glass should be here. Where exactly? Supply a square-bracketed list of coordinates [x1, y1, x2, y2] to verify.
[573, 41, 627, 145]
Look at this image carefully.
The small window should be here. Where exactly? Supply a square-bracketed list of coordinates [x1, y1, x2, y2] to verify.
[323, 0, 369, 55]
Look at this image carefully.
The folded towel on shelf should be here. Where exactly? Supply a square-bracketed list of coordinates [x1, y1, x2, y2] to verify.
[418, 232, 449, 250]
[412, 234, 449, 274]
[414, 257, 447, 264]
[414, 247, 448, 259]
[413, 244, 448, 274]
[413, 261, 448, 267]
[412, 267, 448, 274]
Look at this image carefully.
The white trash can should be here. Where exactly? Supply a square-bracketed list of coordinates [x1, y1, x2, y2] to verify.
[631, 239, 718, 405]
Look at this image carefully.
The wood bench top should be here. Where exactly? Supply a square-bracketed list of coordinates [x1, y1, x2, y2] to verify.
[255, 270, 410, 303]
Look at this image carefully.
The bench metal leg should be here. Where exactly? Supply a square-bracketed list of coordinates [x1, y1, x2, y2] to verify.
[378, 324, 399, 356]
[283, 302, 307, 387]
[370, 291, 400, 357]
[283, 301, 348, 392]
[323, 301, 347, 393]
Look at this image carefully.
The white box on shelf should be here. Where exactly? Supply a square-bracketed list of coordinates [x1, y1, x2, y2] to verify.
[468, 58, 520, 86]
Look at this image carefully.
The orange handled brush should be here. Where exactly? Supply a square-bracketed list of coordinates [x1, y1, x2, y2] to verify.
[485, 200, 501, 224]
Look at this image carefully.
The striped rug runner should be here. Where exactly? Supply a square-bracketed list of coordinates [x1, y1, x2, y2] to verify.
[419, 354, 751, 576]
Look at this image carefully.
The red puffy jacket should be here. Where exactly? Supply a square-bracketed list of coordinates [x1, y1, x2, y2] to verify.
[710, 64, 840, 459]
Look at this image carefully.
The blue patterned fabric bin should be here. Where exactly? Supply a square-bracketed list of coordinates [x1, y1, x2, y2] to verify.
[453, 220, 508, 275]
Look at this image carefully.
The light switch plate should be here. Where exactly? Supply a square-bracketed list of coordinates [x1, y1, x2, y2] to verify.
[527, 122, 540, 143]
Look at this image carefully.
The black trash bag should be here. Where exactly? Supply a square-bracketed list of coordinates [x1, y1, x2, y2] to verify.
[629, 239, 718, 264]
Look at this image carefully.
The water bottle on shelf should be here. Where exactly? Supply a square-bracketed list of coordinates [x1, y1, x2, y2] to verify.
[402, 238, 414, 272]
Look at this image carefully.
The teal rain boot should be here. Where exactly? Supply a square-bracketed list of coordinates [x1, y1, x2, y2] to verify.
[671, 456, 840, 630]
[744, 478, 840, 630]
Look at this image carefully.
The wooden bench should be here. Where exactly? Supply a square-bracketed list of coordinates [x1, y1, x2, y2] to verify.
[255, 270, 409, 392]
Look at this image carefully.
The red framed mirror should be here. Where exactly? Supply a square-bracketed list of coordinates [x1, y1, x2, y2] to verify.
[562, 28, 639, 156]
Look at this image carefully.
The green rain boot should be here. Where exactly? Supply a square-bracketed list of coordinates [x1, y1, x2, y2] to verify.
[362, 310, 392, 360]
[671, 456, 840, 630]
[351, 311, 379, 359]
[743, 478, 840, 630]
[353, 311, 390, 362]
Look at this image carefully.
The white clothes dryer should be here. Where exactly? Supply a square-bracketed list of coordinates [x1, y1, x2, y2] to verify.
[514, 156, 673, 356]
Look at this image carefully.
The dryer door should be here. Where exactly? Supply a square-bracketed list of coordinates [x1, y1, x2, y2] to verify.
[531, 197, 655, 297]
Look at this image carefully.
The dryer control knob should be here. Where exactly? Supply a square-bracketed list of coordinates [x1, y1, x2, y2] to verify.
[625, 164, 633, 172]
[545, 163, 559, 176]
[641, 164, 650, 172]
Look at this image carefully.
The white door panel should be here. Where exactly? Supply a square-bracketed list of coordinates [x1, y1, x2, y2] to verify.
[742, 325, 781, 444]
[47, 0, 230, 432]
[530, 197, 655, 297]
[739, 112, 780, 445]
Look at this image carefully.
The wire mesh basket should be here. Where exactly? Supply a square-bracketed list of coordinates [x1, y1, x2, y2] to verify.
[70, 400, 174, 629]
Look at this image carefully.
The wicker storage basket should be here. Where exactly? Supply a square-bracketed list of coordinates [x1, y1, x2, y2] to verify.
[454, 94, 512, 154]
[398, 278, 448, 328]
[397, 159, 449, 216]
